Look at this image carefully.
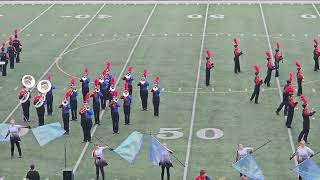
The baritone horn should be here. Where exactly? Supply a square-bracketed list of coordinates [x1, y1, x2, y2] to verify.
[20, 75, 35, 103]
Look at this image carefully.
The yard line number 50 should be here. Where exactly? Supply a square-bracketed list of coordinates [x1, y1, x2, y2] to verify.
[157, 128, 224, 140]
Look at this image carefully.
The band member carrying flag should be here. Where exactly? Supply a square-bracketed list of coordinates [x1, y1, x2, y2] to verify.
[313, 38, 319, 71]
[80, 67, 90, 101]
[120, 83, 132, 125]
[205, 49, 214, 86]
[5, 120, 30, 159]
[12, 29, 22, 63]
[233, 37, 243, 74]
[0, 42, 9, 76]
[264, 50, 274, 87]
[250, 65, 263, 104]
[298, 96, 316, 144]
[274, 42, 283, 77]
[92, 144, 113, 180]
[46, 74, 55, 116]
[151, 76, 161, 116]
[91, 79, 103, 125]
[235, 144, 253, 179]
[7, 36, 16, 69]
[295, 61, 303, 96]
[70, 79, 78, 120]
[122, 66, 134, 95]
[109, 90, 120, 134]
[137, 68, 149, 111]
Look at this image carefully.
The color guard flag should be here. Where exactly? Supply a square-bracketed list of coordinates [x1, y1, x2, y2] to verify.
[114, 131, 144, 164]
[149, 135, 167, 166]
[293, 159, 320, 180]
[0, 124, 9, 142]
[31, 122, 65, 146]
[232, 154, 264, 180]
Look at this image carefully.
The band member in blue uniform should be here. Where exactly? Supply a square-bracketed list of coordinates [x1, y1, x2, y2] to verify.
[59, 93, 71, 134]
[80, 67, 90, 101]
[46, 74, 55, 116]
[99, 69, 108, 110]
[109, 90, 120, 134]
[70, 79, 78, 120]
[12, 29, 22, 63]
[122, 66, 134, 95]
[7, 37, 16, 69]
[0, 42, 9, 76]
[91, 79, 103, 125]
[109, 77, 116, 104]
[138, 68, 149, 111]
[151, 76, 161, 116]
[120, 83, 132, 125]
[80, 94, 93, 142]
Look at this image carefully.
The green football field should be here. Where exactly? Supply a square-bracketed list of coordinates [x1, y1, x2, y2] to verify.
[0, 1, 320, 179]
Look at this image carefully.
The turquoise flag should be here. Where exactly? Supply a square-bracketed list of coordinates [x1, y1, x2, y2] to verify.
[232, 154, 264, 180]
[0, 124, 9, 142]
[114, 131, 144, 164]
[149, 135, 167, 166]
[293, 159, 320, 180]
[31, 122, 65, 146]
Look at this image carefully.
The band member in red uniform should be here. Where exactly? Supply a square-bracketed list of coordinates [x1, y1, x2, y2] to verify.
[313, 38, 319, 71]
[250, 65, 263, 104]
[295, 61, 303, 96]
[33, 93, 45, 126]
[120, 83, 132, 125]
[12, 29, 22, 63]
[276, 73, 294, 116]
[122, 66, 134, 95]
[205, 49, 214, 86]
[233, 37, 243, 74]
[80, 67, 90, 101]
[274, 42, 283, 77]
[298, 96, 316, 144]
[0, 42, 9, 76]
[7, 37, 16, 69]
[286, 92, 298, 128]
[263, 50, 274, 87]
[18, 86, 30, 121]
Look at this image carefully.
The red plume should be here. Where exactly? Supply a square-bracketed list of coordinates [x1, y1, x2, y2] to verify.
[70, 78, 75, 85]
[253, 64, 260, 73]
[47, 73, 52, 81]
[102, 69, 107, 77]
[142, 68, 147, 77]
[1, 43, 5, 49]
[85, 93, 90, 102]
[9, 36, 13, 44]
[276, 42, 280, 50]
[84, 67, 88, 74]
[155, 75, 160, 83]
[14, 29, 18, 35]
[233, 37, 238, 46]
[127, 66, 133, 73]
[314, 38, 319, 46]
[113, 89, 118, 97]
[94, 79, 99, 87]
[295, 61, 301, 69]
[106, 62, 111, 70]
[111, 77, 115, 86]
[124, 82, 129, 91]
[65, 90, 71, 98]
[206, 48, 211, 59]
[300, 95, 308, 105]
[265, 50, 271, 59]
[289, 72, 293, 82]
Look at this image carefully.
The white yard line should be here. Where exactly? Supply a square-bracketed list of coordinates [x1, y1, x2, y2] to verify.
[0, 1, 320, 5]
[312, 3, 320, 18]
[2, 4, 105, 124]
[72, 3, 158, 174]
[183, 2, 209, 180]
[259, 3, 298, 165]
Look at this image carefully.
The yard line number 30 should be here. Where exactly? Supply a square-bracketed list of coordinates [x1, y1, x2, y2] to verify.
[157, 128, 224, 140]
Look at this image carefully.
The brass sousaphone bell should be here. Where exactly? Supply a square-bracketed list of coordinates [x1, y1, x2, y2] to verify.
[34, 80, 52, 108]
[20, 75, 35, 103]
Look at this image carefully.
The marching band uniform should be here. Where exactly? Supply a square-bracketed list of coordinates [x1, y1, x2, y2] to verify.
[137, 68, 149, 111]
[151, 76, 161, 116]
[286, 92, 297, 128]
[34, 94, 45, 126]
[0, 43, 9, 76]
[233, 37, 243, 74]
[296, 61, 303, 96]
[298, 96, 316, 143]
[205, 49, 214, 86]
[122, 66, 134, 95]
[235, 144, 253, 178]
[263, 51, 274, 87]
[70, 79, 78, 120]
[250, 65, 263, 104]
[80, 94, 93, 142]
[159, 143, 173, 180]
[313, 38, 319, 71]
[108, 77, 116, 104]
[59, 92, 71, 134]
[274, 42, 283, 77]
[5, 120, 30, 158]
[276, 73, 294, 116]
[80, 67, 90, 101]
[12, 29, 22, 63]
[109, 90, 120, 134]
[92, 144, 113, 180]
[7, 37, 16, 69]
[46, 74, 55, 116]
[105, 63, 113, 103]
[91, 79, 103, 125]
[290, 141, 314, 180]
[99, 70, 109, 110]
[18, 87, 30, 121]
[120, 83, 132, 125]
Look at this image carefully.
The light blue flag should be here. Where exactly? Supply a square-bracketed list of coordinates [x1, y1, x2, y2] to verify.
[293, 159, 320, 180]
[232, 154, 264, 180]
[114, 131, 144, 164]
[31, 122, 65, 146]
[149, 135, 167, 166]
[0, 124, 9, 142]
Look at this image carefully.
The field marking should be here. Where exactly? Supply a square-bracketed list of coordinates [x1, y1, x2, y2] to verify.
[72, 3, 158, 174]
[0, 1, 320, 5]
[1, 4, 55, 123]
[183, 2, 209, 180]
[312, 3, 320, 18]
[259, 3, 298, 165]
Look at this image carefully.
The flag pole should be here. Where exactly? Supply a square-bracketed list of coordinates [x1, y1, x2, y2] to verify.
[252, 139, 271, 153]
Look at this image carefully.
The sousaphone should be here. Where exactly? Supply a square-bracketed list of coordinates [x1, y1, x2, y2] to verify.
[34, 80, 52, 108]
[20, 75, 35, 103]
